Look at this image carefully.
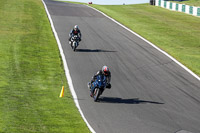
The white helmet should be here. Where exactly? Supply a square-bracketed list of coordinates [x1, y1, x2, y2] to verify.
[74, 25, 78, 30]
[102, 66, 109, 75]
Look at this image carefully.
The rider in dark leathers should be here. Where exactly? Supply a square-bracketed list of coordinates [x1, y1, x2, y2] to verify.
[69, 25, 82, 45]
[89, 66, 111, 96]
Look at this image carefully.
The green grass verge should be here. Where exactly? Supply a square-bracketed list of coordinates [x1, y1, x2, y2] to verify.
[0, 0, 90, 132]
[171, 0, 200, 7]
[88, 4, 200, 77]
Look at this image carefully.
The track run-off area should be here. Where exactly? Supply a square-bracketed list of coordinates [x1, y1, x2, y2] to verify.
[43, 0, 200, 133]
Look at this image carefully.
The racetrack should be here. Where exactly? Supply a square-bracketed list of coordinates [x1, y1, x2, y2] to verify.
[44, 0, 200, 133]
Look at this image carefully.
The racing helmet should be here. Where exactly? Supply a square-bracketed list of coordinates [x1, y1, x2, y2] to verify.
[102, 66, 109, 75]
[74, 25, 78, 31]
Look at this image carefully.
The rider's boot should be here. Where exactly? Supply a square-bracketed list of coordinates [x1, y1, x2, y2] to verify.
[90, 92, 93, 97]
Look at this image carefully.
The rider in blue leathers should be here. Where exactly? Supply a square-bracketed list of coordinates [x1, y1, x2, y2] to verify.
[88, 66, 111, 96]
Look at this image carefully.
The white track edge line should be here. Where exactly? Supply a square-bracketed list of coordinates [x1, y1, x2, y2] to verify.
[42, 1, 96, 133]
[87, 5, 200, 81]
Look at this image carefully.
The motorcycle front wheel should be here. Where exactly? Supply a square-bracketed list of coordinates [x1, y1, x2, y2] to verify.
[93, 88, 100, 102]
[73, 42, 77, 51]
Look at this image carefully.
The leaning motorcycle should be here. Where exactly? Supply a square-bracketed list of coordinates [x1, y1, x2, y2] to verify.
[89, 75, 107, 102]
[69, 35, 79, 51]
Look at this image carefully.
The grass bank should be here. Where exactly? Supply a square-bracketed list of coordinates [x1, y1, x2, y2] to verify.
[0, 0, 90, 132]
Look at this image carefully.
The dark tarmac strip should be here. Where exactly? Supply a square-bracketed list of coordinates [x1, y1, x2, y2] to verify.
[44, 0, 200, 133]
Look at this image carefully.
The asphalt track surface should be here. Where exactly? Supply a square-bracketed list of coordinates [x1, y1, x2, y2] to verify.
[44, 1, 200, 133]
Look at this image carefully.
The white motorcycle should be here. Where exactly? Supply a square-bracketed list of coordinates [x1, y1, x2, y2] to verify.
[69, 35, 80, 51]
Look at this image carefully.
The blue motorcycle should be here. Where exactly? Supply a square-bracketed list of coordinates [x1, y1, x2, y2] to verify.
[89, 75, 107, 102]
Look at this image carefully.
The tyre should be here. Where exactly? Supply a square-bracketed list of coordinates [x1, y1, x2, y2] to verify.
[94, 88, 100, 102]
[73, 46, 76, 51]
[73, 42, 76, 51]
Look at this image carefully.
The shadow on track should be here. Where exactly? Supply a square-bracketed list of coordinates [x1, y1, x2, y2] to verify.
[99, 97, 164, 104]
[76, 49, 117, 52]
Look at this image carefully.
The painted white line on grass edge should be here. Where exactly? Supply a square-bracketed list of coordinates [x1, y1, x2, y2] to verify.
[42, 1, 96, 133]
[87, 5, 200, 81]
